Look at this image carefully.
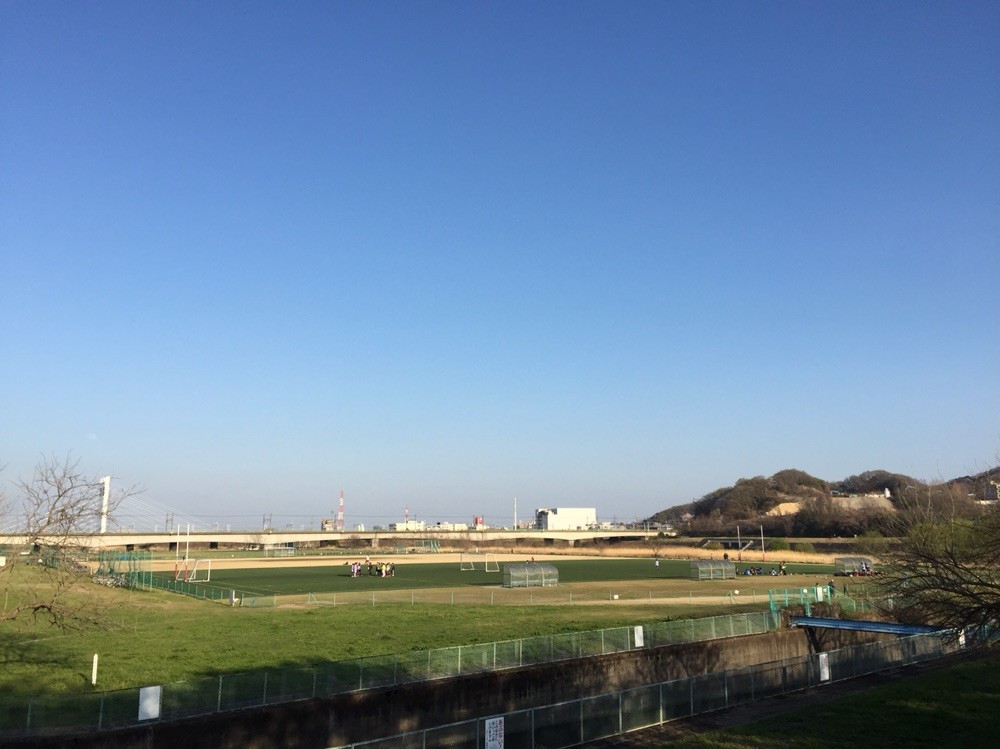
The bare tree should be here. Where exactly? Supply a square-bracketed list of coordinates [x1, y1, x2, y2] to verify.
[246, 531, 265, 551]
[1, 454, 140, 628]
[875, 481, 999, 637]
[645, 532, 667, 560]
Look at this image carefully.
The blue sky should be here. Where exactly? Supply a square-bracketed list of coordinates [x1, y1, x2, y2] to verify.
[2, 2, 998, 530]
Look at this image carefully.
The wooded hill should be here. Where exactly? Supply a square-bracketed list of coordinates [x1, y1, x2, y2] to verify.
[646, 467, 999, 538]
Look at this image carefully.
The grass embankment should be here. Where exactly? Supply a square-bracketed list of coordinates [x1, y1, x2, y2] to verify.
[666, 648, 1000, 748]
[2, 558, 795, 696]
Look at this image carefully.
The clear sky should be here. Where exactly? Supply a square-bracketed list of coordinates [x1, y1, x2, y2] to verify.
[2, 1, 998, 531]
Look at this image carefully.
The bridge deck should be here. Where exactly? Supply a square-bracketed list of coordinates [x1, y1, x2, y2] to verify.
[789, 616, 946, 636]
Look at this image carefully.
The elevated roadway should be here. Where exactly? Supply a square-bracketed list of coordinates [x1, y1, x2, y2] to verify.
[2, 528, 659, 551]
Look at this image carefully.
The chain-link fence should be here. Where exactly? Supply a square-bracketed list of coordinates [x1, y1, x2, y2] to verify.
[0, 612, 776, 738]
[768, 585, 878, 616]
[331, 630, 961, 749]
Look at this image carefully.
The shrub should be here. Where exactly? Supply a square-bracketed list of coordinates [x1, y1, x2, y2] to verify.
[769, 539, 791, 551]
[704, 541, 723, 551]
[791, 542, 815, 553]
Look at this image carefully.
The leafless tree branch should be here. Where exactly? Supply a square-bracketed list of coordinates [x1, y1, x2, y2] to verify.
[1, 453, 142, 629]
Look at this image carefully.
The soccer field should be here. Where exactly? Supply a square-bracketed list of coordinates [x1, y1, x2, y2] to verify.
[157, 557, 834, 597]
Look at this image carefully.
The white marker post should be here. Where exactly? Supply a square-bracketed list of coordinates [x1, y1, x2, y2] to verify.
[92, 653, 99, 685]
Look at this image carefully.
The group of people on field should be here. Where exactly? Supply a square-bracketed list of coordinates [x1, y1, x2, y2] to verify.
[348, 557, 396, 578]
[737, 562, 788, 576]
[852, 561, 874, 576]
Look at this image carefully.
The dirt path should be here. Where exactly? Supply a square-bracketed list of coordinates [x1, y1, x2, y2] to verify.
[148, 547, 840, 572]
[148, 551, 588, 572]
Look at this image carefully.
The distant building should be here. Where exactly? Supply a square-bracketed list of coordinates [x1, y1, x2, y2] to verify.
[534, 507, 597, 530]
[389, 520, 426, 531]
[432, 521, 469, 531]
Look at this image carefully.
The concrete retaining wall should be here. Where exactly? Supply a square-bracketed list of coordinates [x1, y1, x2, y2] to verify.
[7, 627, 886, 749]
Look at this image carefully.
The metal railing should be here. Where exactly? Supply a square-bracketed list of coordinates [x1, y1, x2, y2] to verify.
[0, 612, 778, 738]
[332, 630, 961, 748]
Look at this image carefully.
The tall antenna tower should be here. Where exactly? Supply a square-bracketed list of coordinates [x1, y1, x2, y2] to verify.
[404, 504, 409, 524]
[336, 490, 345, 531]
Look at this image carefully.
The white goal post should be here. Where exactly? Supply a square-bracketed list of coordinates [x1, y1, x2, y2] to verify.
[460, 553, 499, 572]
[175, 559, 212, 582]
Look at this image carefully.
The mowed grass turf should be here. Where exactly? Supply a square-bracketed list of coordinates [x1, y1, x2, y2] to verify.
[0, 590, 766, 696]
[666, 648, 1000, 748]
[170, 558, 834, 596]
[0, 557, 833, 697]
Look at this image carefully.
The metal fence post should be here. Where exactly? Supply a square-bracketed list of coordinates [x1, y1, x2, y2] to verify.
[98, 693, 104, 730]
[619, 690, 624, 736]
[262, 671, 268, 705]
[217, 675, 223, 712]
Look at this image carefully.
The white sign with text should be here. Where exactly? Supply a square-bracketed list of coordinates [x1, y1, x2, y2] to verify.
[485, 716, 504, 749]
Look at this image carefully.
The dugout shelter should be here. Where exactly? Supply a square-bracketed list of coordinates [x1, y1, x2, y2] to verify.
[834, 556, 875, 576]
[689, 559, 737, 581]
[502, 562, 558, 588]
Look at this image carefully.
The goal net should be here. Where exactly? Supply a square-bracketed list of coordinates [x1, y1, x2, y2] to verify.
[188, 559, 211, 581]
[175, 559, 212, 582]
[460, 553, 500, 572]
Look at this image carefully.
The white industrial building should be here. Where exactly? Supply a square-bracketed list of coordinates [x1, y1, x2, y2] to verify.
[432, 521, 469, 531]
[388, 519, 426, 531]
[534, 507, 597, 531]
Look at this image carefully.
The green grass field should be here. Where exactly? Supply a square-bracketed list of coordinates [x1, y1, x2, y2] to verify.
[166, 558, 834, 596]
[3, 555, 988, 747]
[3, 557, 800, 696]
[666, 648, 1000, 748]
